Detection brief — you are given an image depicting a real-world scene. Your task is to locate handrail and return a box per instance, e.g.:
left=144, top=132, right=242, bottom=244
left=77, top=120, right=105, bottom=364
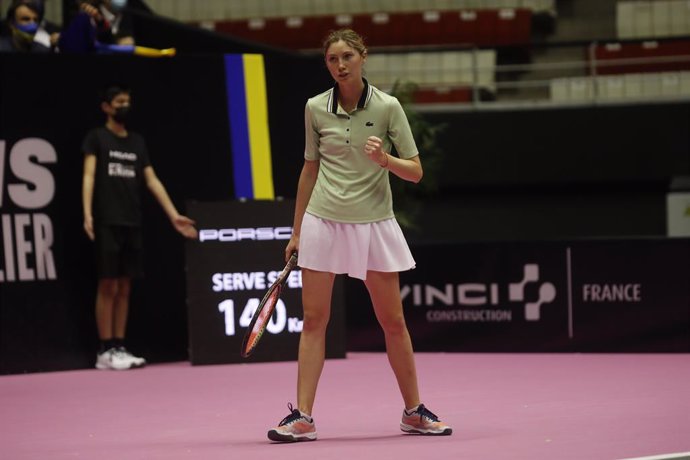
left=398, top=47, right=690, bottom=107
left=457, top=54, right=690, bottom=74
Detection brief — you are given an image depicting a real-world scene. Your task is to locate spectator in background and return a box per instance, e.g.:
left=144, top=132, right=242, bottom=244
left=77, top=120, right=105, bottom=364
left=0, top=0, right=51, bottom=52
left=82, top=85, right=197, bottom=370
left=78, top=0, right=134, bottom=45
left=33, top=0, right=61, bottom=50
left=59, top=0, right=134, bottom=53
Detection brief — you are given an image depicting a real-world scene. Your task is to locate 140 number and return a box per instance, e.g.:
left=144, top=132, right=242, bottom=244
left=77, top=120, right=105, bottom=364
left=218, top=298, right=303, bottom=336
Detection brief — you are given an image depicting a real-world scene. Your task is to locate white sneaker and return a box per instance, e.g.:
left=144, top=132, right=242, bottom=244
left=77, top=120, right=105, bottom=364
left=95, top=348, right=134, bottom=370
left=115, top=346, right=147, bottom=368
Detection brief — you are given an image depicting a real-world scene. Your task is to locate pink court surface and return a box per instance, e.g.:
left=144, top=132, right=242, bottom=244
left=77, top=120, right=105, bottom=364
left=1, top=352, right=689, bottom=460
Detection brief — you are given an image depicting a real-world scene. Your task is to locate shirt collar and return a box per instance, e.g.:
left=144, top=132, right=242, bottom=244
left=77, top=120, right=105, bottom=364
left=328, top=78, right=371, bottom=114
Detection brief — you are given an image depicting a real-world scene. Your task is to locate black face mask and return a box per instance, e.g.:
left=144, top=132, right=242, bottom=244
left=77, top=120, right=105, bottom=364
left=112, top=106, right=130, bottom=123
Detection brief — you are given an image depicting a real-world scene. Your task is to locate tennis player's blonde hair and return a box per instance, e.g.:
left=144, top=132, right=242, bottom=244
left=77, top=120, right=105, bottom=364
left=322, top=28, right=367, bottom=58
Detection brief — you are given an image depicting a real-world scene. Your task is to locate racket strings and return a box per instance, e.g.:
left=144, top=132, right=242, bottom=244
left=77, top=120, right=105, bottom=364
left=253, top=289, right=280, bottom=332
left=240, top=253, right=297, bottom=358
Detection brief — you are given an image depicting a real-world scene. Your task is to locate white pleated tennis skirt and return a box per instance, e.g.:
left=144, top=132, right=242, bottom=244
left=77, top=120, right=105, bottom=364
left=297, top=212, right=416, bottom=280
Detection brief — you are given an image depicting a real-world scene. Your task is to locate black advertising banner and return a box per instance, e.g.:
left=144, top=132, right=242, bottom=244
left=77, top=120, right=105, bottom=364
left=185, top=200, right=346, bottom=365
left=347, top=239, right=690, bottom=352
left=570, top=240, right=690, bottom=351
left=400, top=243, right=572, bottom=352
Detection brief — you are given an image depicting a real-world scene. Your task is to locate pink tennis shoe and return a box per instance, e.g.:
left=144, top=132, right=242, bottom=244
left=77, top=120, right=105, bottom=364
left=267, top=403, right=317, bottom=442
left=400, top=404, right=453, bottom=435
left=268, top=402, right=451, bottom=441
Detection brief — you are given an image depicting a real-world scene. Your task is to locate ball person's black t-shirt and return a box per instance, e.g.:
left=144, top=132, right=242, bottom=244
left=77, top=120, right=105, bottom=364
left=82, top=127, right=151, bottom=226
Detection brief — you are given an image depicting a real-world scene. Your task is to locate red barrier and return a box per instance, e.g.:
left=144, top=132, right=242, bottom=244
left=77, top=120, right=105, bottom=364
left=591, top=39, right=690, bottom=75
left=205, top=9, right=533, bottom=50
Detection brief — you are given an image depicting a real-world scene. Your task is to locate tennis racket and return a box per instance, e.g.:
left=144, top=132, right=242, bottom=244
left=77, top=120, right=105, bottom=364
left=240, top=252, right=299, bottom=358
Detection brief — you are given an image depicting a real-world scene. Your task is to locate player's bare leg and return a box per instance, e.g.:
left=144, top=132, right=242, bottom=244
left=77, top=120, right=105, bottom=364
left=365, top=270, right=421, bottom=409
left=296, top=269, right=335, bottom=415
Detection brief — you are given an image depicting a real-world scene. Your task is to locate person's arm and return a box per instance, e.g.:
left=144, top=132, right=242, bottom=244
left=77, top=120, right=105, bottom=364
left=82, top=154, right=97, bottom=240
left=285, top=159, right=319, bottom=260
left=143, top=166, right=197, bottom=239
left=364, top=135, right=423, bottom=183
left=115, top=35, right=134, bottom=46
left=79, top=2, right=103, bottom=22
left=115, top=12, right=135, bottom=45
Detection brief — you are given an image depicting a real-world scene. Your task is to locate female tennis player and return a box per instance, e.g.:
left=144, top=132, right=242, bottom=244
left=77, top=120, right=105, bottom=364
left=267, top=28, right=452, bottom=442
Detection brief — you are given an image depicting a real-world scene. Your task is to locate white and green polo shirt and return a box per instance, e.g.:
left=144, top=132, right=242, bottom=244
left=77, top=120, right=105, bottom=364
left=304, top=79, right=419, bottom=223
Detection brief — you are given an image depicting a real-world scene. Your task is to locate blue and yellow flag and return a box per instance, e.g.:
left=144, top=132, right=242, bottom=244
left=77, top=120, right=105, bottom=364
left=224, top=54, right=275, bottom=200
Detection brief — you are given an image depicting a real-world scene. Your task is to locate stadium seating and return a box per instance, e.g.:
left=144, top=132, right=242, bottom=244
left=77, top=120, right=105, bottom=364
left=139, top=0, right=557, bottom=105
left=550, top=71, right=690, bottom=102
left=568, top=1, right=688, bottom=104
left=144, top=0, right=555, bottom=22
left=366, top=49, right=496, bottom=103
left=206, top=8, right=513, bottom=105
left=202, top=9, right=532, bottom=50
left=590, top=40, right=690, bottom=75
left=617, top=0, right=690, bottom=40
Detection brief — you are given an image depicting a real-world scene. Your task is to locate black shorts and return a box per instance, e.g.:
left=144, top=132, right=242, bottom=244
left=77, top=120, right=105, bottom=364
left=95, top=225, right=144, bottom=279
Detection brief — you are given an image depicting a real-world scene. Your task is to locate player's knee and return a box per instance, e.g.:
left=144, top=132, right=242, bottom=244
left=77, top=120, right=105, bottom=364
left=302, top=308, right=330, bottom=333
left=378, top=315, right=407, bottom=336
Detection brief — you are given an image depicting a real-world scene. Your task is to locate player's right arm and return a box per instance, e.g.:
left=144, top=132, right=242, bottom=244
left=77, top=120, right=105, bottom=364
left=286, top=159, right=319, bottom=260
left=82, top=154, right=96, bottom=241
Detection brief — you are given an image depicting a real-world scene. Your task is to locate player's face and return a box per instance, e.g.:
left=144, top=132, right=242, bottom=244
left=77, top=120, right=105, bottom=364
left=325, top=40, right=366, bottom=84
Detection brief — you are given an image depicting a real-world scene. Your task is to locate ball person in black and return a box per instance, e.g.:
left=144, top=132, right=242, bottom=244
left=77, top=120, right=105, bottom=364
left=82, top=85, right=197, bottom=370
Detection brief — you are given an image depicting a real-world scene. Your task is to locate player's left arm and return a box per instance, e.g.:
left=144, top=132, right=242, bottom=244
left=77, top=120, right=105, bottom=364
left=143, top=166, right=197, bottom=239
left=364, top=97, right=423, bottom=183
left=365, top=137, right=423, bottom=183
